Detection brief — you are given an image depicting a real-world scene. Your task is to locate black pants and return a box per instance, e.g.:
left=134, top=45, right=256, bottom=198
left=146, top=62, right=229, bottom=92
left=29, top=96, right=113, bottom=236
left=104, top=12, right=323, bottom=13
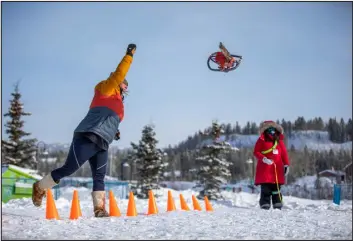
left=51, top=136, right=108, bottom=191
left=260, top=184, right=282, bottom=209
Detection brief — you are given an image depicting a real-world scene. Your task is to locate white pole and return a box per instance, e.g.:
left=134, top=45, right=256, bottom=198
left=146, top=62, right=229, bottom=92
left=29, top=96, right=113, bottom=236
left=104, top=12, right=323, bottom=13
left=110, top=150, right=113, bottom=177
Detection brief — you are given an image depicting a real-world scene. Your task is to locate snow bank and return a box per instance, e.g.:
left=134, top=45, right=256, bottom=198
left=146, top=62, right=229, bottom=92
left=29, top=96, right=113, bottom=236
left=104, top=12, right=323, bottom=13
left=59, top=175, right=119, bottom=182
left=8, top=164, right=42, bottom=180
left=2, top=187, right=352, bottom=240
left=161, top=181, right=197, bottom=190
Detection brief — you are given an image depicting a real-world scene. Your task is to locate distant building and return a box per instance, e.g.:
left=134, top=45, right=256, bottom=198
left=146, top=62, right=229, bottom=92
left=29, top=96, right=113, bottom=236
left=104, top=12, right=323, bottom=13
left=318, top=169, right=345, bottom=184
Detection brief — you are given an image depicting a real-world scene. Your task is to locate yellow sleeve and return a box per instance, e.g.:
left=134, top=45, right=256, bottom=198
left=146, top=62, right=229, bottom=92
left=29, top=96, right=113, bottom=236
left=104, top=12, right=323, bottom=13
left=95, top=54, right=133, bottom=96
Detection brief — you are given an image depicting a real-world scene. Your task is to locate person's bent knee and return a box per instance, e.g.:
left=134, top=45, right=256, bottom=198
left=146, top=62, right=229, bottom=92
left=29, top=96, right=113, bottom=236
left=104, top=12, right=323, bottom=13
left=93, top=178, right=105, bottom=191
left=51, top=164, right=78, bottom=182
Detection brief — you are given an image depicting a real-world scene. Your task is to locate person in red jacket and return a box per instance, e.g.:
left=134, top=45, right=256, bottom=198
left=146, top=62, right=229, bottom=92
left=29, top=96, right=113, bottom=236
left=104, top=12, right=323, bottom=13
left=253, top=120, right=290, bottom=210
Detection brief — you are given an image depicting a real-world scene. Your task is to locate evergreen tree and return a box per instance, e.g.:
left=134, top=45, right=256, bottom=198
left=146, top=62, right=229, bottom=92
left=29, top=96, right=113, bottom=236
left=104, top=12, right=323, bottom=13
left=339, top=118, right=346, bottom=142
left=314, top=117, right=325, bottom=130
left=327, top=118, right=341, bottom=143
left=2, top=83, right=37, bottom=169
left=130, top=124, right=167, bottom=199
left=281, top=119, right=288, bottom=134
left=196, top=121, right=238, bottom=200
left=180, top=151, right=191, bottom=180
left=294, top=116, right=307, bottom=130
left=287, top=121, right=293, bottom=137
left=242, top=121, right=251, bottom=135
left=234, top=121, right=241, bottom=134
left=250, top=122, right=258, bottom=135
left=346, top=118, right=353, bottom=141
left=224, top=123, right=232, bottom=140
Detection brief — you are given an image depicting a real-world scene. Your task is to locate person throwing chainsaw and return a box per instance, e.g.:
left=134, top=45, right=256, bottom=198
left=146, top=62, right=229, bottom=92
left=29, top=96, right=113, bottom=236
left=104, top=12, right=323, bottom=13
left=32, top=43, right=137, bottom=218
left=253, top=120, right=290, bottom=210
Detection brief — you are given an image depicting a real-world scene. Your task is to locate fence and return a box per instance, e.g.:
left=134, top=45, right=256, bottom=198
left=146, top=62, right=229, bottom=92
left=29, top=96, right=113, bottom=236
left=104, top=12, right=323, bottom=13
left=55, top=178, right=130, bottom=200
left=278, top=183, right=352, bottom=200
left=1, top=177, right=129, bottom=203
left=219, top=181, right=352, bottom=201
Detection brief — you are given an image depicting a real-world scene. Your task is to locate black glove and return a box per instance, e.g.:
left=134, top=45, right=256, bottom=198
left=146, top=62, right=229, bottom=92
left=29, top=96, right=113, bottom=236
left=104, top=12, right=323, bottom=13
left=126, top=44, right=136, bottom=57
left=114, top=130, right=120, bottom=140
left=284, top=165, right=289, bottom=176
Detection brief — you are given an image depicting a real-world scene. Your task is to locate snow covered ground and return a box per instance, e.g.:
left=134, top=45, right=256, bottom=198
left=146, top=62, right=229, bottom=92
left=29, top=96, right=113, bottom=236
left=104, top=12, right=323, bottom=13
left=2, top=187, right=352, bottom=240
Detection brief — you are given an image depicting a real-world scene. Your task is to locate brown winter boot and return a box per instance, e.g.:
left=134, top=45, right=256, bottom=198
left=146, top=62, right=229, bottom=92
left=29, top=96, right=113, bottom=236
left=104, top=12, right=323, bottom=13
left=32, top=174, right=58, bottom=207
left=92, top=191, right=109, bottom=218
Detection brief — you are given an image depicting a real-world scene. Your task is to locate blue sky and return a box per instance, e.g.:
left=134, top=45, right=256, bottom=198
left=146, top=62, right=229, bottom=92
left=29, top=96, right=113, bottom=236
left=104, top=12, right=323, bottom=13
left=2, top=2, right=352, bottom=149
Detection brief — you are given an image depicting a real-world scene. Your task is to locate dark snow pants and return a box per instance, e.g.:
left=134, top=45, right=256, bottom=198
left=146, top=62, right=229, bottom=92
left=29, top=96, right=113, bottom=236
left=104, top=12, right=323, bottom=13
left=260, top=184, right=283, bottom=210
left=51, top=136, right=108, bottom=191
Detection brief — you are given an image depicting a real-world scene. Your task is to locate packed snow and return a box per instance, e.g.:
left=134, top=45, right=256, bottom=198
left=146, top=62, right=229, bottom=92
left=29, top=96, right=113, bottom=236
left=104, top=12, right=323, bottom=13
left=58, top=176, right=120, bottom=182
left=2, top=187, right=352, bottom=240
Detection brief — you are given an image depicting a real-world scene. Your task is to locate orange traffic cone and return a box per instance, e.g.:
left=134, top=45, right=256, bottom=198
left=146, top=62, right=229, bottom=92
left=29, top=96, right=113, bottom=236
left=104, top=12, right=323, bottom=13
left=46, top=189, right=60, bottom=220
left=192, top=195, right=202, bottom=211
left=78, top=199, right=82, bottom=217
left=69, top=190, right=81, bottom=220
left=167, top=190, right=176, bottom=212
left=204, top=196, right=214, bottom=211
left=109, top=190, right=121, bottom=217
left=179, top=194, right=190, bottom=211
left=126, top=192, right=137, bottom=217
left=147, top=190, right=158, bottom=215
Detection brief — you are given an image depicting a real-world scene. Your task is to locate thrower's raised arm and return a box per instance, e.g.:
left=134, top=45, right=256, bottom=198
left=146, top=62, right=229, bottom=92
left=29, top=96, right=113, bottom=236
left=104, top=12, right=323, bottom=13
left=96, top=44, right=136, bottom=95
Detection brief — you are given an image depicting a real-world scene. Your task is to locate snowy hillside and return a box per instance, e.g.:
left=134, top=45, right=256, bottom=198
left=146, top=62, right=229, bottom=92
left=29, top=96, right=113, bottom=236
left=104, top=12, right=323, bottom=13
left=41, top=131, right=351, bottom=153
left=199, top=130, right=352, bottom=152
left=2, top=187, right=351, bottom=240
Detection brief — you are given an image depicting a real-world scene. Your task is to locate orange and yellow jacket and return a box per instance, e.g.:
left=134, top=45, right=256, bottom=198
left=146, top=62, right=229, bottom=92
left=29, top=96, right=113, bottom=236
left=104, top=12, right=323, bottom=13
left=74, top=54, right=133, bottom=144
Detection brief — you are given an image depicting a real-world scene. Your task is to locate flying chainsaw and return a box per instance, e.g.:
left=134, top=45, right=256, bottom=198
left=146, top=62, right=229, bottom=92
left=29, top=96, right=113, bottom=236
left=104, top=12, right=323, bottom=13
left=207, top=42, right=243, bottom=73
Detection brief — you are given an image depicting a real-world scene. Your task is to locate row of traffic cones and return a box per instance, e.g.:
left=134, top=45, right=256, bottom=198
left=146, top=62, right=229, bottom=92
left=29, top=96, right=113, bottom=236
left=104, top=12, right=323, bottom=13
left=167, top=190, right=214, bottom=212
left=45, top=189, right=213, bottom=220
left=45, top=189, right=83, bottom=220
left=109, top=190, right=214, bottom=216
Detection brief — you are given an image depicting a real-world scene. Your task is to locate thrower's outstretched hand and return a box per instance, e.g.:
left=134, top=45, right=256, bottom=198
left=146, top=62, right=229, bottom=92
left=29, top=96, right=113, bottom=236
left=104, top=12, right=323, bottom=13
left=126, top=44, right=136, bottom=56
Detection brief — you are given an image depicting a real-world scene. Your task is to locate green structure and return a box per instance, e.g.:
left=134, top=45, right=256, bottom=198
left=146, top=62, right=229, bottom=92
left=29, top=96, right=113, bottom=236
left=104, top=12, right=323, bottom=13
left=2, top=164, right=42, bottom=203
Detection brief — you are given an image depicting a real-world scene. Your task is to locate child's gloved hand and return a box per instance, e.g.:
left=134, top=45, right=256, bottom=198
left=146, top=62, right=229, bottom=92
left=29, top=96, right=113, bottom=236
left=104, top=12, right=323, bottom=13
left=284, top=165, right=290, bottom=176
left=126, top=44, right=136, bottom=56
left=262, top=157, right=273, bottom=165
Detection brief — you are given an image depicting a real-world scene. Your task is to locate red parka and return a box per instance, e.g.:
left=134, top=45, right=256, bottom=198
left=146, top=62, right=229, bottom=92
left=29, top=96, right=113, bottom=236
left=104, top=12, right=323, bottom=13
left=215, top=52, right=226, bottom=66
left=253, top=121, right=290, bottom=185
